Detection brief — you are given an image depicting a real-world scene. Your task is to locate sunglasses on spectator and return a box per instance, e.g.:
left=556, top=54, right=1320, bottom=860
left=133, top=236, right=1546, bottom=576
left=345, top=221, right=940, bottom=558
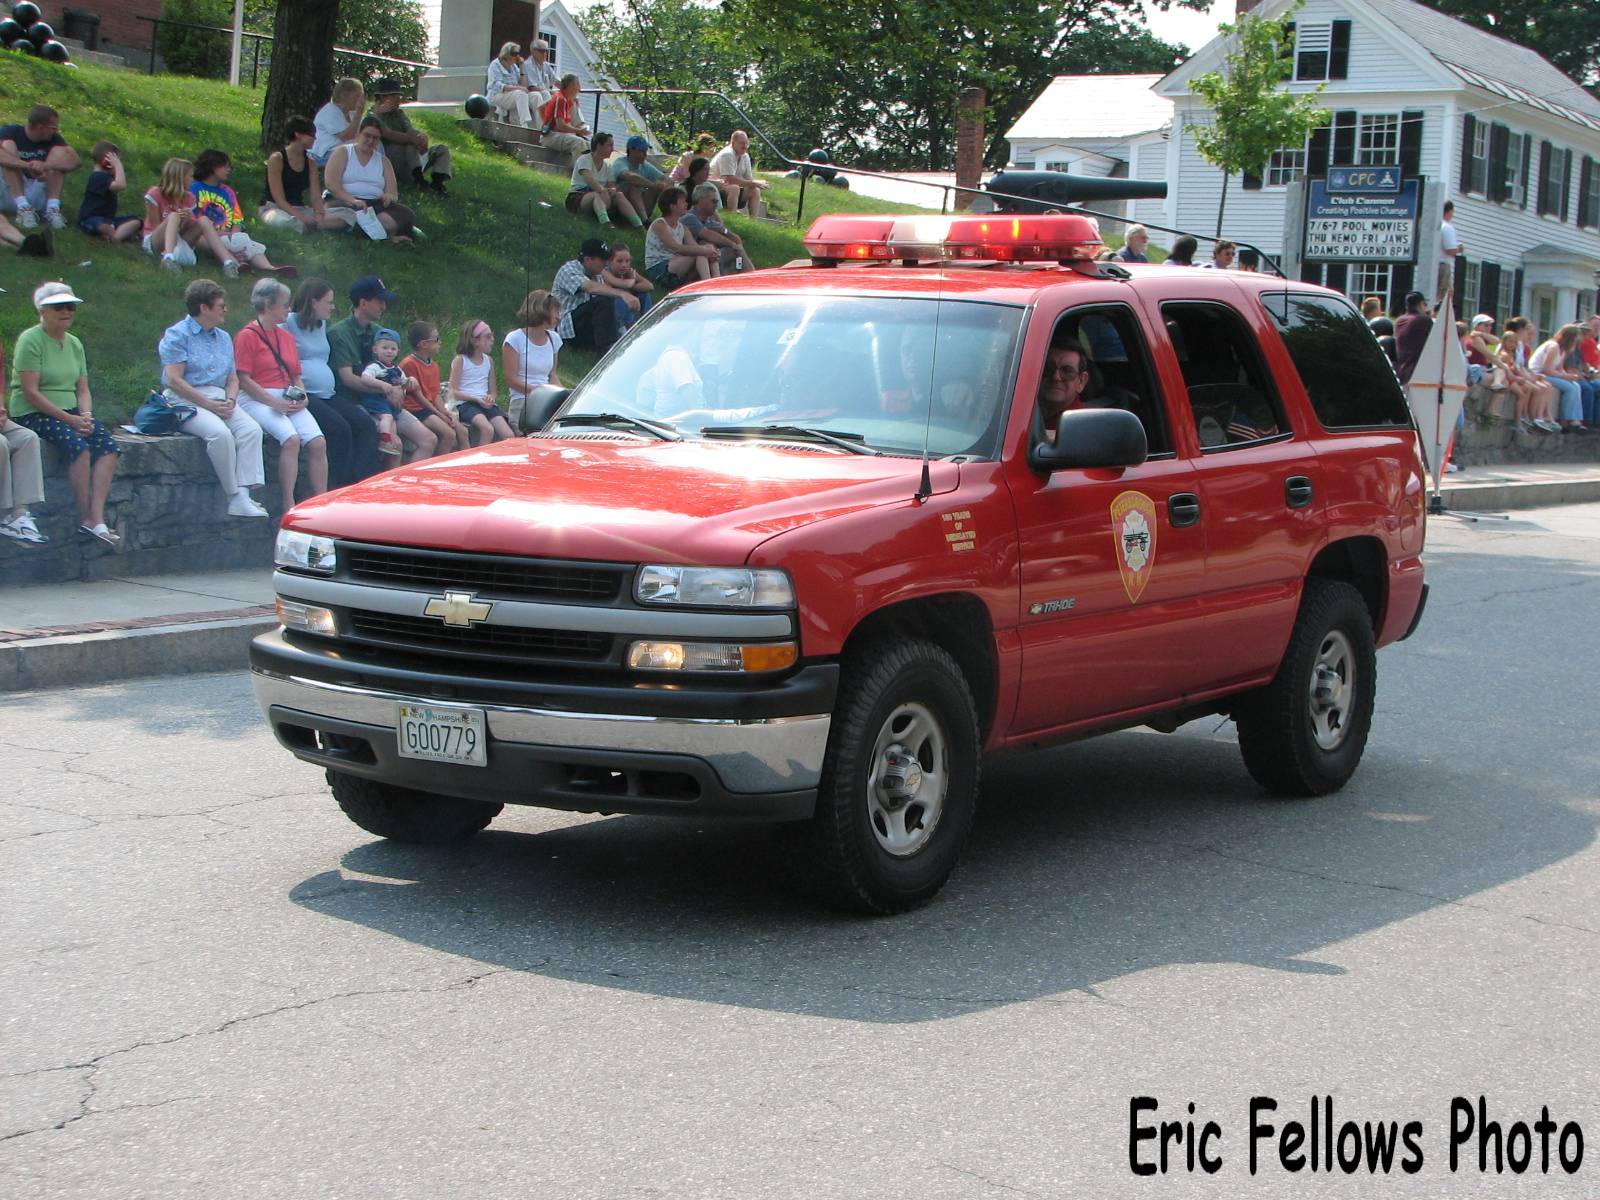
left=46, top=302, right=78, bottom=312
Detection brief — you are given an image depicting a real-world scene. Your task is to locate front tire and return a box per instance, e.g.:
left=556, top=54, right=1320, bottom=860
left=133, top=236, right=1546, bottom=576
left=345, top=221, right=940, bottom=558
left=801, top=639, right=980, bottom=914
left=328, top=771, right=502, bottom=843
left=1235, top=579, right=1376, bottom=796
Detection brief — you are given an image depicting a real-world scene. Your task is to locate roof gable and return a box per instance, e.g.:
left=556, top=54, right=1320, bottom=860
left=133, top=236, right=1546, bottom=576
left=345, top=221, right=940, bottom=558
left=1006, top=74, right=1172, bottom=142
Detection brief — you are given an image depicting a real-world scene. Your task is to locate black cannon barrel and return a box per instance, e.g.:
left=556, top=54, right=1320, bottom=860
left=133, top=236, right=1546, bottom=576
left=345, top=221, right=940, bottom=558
left=983, top=171, right=1168, bottom=213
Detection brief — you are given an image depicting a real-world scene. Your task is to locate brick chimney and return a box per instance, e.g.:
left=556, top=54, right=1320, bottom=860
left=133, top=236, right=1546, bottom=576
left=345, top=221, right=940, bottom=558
left=954, top=87, right=986, bottom=211
left=1235, top=0, right=1264, bottom=13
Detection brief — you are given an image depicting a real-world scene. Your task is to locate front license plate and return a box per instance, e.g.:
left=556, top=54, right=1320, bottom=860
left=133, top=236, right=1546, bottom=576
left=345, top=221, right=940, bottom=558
left=397, top=704, right=487, bottom=767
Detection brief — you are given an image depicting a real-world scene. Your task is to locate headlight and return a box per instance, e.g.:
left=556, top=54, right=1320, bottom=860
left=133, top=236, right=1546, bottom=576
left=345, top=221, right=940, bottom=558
left=635, top=565, right=794, bottom=607
left=627, top=640, right=798, bottom=673
left=275, top=530, right=337, bottom=574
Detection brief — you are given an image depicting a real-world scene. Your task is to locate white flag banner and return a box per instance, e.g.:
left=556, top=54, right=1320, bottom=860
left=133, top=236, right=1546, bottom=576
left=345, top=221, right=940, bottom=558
left=1405, top=290, right=1468, bottom=497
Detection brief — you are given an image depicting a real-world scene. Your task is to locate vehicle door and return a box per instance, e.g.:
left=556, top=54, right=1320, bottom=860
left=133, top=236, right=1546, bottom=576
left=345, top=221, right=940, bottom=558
left=1139, top=288, right=1326, bottom=690
left=1008, top=299, right=1213, bottom=735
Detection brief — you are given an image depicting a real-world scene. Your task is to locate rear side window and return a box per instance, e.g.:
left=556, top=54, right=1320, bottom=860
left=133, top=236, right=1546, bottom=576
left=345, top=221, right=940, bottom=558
left=1260, top=292, right=1411, bottom=428
left=1159, top=301, right=1288, bottom=451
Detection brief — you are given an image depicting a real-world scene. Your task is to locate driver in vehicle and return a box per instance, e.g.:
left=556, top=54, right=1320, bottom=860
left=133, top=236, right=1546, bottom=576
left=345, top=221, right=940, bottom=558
left=1037, top=342, right=1091, bottom=442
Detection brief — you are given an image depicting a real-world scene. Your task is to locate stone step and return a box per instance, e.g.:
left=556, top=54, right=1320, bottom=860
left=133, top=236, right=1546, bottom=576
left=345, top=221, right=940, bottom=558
left=58, top=37, right=129, bottom=70
left=513, top=143, right=575, bottom=175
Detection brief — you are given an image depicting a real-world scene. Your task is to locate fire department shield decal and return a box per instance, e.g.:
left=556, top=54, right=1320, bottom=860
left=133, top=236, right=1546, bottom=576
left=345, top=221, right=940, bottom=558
left=1110, top=490, right=1158, bottom=603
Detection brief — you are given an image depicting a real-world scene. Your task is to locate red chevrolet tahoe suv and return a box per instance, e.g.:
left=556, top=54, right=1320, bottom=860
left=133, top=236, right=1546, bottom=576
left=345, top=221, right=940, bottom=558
left=252, top=213, right=1428, bottom=913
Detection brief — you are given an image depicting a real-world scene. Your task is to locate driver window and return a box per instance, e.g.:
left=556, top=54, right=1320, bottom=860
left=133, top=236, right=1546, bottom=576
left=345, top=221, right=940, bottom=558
left=1038, top=305, right=1171, bottom=455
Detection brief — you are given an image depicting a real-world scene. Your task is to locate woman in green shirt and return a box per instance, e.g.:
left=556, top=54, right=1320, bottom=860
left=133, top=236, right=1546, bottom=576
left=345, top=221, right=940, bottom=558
left=11, top=282, right=122, bottom=546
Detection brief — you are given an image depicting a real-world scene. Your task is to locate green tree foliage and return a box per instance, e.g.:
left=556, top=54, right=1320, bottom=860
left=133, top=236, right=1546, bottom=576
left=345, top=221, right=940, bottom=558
left=1188, top=11, right=1327, bottom=235
left=157, top=0, right=244, bottom=79
left=579, top=0, right=1197, bottom=170
left=1412, top=0, right=1597, bottom=99
left=333, top=0, right=433, bottom=87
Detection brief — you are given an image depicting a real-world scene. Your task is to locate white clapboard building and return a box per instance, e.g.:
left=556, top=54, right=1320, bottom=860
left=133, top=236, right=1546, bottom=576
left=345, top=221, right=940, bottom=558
left=1009, top=0, right=1600, bottom=326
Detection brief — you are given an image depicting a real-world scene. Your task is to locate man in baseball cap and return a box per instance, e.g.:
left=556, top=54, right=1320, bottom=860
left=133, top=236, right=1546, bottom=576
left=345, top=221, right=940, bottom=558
left=367, top=76, right=453, bottom=196
left=326, top=277, right=403, bottom=480
left=610, top=134, right=666, bottom=223
left=551, top=236, right=640, bottom=353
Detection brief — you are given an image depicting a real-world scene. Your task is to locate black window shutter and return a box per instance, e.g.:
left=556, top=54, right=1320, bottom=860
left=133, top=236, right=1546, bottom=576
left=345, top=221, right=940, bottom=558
left=1242, top=169, right=1263, bottom=190
left=1581, top=157, right=1596, bottom=228
left=1481, top=262, right=1501, bottom=321
left=1280, top=22, right=1296, bottom=80
left=1459, top=114, right=1476, bottom=192
left=1332, top=110, right=1357, bottom=165
left=1325, top=263, right=1349, bottom=295
left=1538, top=142, right=1553, bottom=214
left=1390, top=266, right=1415, bottom=314
left=1400, top=111, right=1423, bottom=177
left=1307, top=123, right=1332, bottom=177
left=1488, top=124, right=1509, bottom=202
left=1519, top=137, right=1532, bottom=208
left=1560, top=149, right=1572, bottom=222
left=1454, top=253, right=1467, bottom=304
left=1329, top=20, right=1351, bottom=79
left=1511, top=268, right=1524, bottom=312
left=1300, top=261, right=1323, bottom=284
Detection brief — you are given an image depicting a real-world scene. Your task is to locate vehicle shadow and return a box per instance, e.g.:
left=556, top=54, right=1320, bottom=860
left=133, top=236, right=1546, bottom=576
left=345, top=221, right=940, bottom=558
left=288, top=726, right=1595, bottom=1023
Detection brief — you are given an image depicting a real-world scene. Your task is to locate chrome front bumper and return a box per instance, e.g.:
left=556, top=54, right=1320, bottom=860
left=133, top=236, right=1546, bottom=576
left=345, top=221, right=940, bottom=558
left=252, top=661, right=830, bottom=819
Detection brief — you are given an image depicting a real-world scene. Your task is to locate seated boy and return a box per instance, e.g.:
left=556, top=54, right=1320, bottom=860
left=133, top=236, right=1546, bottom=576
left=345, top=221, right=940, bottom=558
left=76, top=141, right=141, bottom=244
left=359, top=327, right=436, bottom=459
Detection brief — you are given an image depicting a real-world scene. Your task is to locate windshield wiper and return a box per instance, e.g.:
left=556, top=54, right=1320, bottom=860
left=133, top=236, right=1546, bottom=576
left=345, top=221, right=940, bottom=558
left=701, top=423, right=881, bottom=455
left=551, top=411, right=680, bottom=441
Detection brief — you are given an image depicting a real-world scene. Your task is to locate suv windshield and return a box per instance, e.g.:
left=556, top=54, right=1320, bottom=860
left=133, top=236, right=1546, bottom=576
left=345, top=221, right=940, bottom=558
left=561, top=293, right=1025, bottom=458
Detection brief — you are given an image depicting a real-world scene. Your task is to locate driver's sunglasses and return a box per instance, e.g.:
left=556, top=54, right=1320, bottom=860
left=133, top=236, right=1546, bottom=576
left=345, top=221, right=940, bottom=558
left=1043, top=363, right=1080, bottom=379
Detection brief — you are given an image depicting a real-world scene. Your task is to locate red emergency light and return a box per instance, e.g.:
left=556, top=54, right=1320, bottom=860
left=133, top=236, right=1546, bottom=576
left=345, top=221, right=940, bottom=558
left=803, top=212, right=1105, bottom=265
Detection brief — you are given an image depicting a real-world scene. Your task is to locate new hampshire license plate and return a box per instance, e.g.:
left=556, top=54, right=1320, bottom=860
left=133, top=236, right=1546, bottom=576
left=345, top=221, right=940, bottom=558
left=397, top=704, right=487, bottom=767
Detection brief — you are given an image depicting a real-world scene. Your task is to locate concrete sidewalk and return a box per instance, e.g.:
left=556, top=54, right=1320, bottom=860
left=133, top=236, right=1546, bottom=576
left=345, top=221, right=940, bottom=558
left=1, top=569, right=276, bottom=693
left=4, top=461, right=1600, bottom=692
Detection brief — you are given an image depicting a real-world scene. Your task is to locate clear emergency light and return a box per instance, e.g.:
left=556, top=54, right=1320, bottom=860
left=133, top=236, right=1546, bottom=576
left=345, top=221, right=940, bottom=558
left=803, top=213, right=1105, bottom=264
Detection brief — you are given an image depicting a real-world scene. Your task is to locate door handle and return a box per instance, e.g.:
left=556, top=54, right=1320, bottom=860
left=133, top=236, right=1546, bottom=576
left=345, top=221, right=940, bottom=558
left=1286, top=476, right=1314, bottom=509
left=1168, top=492, right=1201, bottom=528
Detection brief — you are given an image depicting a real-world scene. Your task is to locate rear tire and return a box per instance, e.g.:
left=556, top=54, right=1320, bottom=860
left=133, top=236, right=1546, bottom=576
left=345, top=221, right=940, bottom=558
left=328, top=771, right=502, bottom=843
left=801, top=638, right=979, bottom=914
left=1235, top=579, right=1376, bottom=796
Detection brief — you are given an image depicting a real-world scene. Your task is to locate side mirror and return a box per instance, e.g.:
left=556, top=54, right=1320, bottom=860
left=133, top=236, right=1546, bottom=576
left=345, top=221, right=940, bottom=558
left=1029, top=407, right=1148, bottom=471
left=519, top=385, right=571, bottom=433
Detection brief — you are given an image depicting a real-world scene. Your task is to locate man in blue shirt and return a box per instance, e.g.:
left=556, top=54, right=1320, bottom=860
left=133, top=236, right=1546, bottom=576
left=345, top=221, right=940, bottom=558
left=158, top=278, right=268, bottom=517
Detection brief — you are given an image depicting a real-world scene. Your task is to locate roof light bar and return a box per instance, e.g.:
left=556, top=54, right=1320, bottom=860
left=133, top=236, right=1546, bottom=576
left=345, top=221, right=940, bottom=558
left=804, top=213, right=1106, bottom=265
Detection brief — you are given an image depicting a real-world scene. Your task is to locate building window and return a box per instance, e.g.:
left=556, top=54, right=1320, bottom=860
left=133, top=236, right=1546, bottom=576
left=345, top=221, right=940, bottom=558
left=1356, top=114, right=1400, bottom=166
left=1014, top=161, right=1035, bottom=171
left=1044, top=161, right=1072, bottom=174
left=1350, top=263, right=1392, bottom=302
left=1295, top=23, right=1332, bottom=81
left=1266, top=144, right=1307, bottom=186
left=1460, top=260, right=1479, bottom=317
left=1537, top=294, right=1555, bottom=340
left=1505, top=131, right=1528, bottom=206
left=1497, top=271, right=1517, bottom=317
left=1467, top=122, right=1489, bottom=194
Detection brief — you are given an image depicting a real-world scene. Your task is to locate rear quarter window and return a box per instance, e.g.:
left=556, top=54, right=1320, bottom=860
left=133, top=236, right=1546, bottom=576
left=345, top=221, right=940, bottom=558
left=1260, top=292, right=1411, bottom=429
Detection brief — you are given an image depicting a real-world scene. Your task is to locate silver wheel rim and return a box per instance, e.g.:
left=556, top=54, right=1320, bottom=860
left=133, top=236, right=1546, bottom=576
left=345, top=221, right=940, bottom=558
left=865, top=701, right=947, bottom=857
left=1309, top=629, right=1356, bottom=751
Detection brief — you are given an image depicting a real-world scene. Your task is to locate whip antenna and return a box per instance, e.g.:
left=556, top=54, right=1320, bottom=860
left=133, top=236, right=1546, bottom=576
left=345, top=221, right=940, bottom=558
left=913, top=259, right=944, bottom=503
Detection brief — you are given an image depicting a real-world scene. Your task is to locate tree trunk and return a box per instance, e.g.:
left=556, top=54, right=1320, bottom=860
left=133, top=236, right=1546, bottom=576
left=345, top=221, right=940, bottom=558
left=1215, top=171, right=1230, bottom=238
left=261, top=0, right=340, bottom=154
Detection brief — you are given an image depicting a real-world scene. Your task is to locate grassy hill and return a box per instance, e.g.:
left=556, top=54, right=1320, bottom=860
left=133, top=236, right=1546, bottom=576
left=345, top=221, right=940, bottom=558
left=0, top=55, right=929, bottom=421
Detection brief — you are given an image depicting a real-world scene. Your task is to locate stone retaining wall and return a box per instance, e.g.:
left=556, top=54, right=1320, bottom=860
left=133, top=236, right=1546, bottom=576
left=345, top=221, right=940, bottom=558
left=1455, top=382, right=1600, bottom=467
left=0, top=432, right=291, bottom=586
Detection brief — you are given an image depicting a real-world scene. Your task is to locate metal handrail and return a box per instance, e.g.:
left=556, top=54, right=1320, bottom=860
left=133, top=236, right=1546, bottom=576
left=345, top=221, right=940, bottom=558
left=573, top=83, right=1283, bottom=274
left=135, top=16, right=433, bottom=88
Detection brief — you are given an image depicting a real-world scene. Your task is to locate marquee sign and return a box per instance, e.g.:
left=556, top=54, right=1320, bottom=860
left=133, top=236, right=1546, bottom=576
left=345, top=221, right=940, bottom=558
left=1303, top=176, right=1421, bottom=264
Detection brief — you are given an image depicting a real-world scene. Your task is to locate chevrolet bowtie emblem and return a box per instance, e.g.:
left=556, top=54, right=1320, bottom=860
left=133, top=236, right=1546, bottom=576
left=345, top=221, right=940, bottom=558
left=423, top=591, right=494, bottom=627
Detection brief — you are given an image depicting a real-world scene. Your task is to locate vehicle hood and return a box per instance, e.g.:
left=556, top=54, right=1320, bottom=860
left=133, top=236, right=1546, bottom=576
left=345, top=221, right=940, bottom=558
left=285, top=436, right=959, bottom=564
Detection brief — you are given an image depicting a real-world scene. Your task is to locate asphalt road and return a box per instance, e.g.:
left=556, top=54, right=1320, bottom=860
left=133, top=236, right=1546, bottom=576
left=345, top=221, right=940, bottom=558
left=5, top=505, right=1600, bottom=1198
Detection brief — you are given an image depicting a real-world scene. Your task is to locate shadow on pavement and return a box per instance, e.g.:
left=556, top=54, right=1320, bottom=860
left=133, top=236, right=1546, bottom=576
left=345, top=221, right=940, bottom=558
left=288, top=726, right=1594, bottom=1023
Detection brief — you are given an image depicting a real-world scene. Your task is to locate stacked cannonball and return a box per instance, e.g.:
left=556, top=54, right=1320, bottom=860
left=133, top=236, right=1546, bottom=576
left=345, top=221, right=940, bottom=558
left=0, top=3, right=73, bottom=65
